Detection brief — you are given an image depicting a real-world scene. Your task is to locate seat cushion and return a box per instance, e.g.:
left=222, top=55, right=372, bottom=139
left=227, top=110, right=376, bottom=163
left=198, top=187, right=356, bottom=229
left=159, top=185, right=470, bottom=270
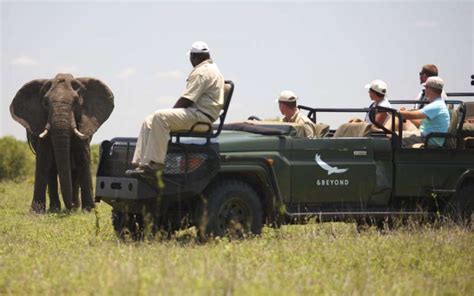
left=463, top=123, right=474, bottom=137
left=314, top=123, right=330, bottom=138
left=334, top=122, right=372, bottom=137
left=172, top=122, right=212, bottom=134
left=464, top=137, right=474, bottom=148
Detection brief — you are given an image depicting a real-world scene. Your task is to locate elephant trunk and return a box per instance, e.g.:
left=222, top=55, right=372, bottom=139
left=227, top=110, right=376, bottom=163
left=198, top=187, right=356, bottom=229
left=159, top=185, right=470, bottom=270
left=50, top=112, right=75, bottom=209
left=51, top=133, right=74, bottom=209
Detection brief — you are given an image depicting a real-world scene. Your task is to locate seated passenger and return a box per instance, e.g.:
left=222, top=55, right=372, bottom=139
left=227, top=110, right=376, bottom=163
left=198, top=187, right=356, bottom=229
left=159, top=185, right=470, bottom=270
left=400, top=77, right=450, bottom=147
left=349, top=80, right=391, bottom=130
left=364, top=79, right=392, bottom=126
left=414, top=64, right=448, bottom=109
left=277, top=90, right=315, bottom=138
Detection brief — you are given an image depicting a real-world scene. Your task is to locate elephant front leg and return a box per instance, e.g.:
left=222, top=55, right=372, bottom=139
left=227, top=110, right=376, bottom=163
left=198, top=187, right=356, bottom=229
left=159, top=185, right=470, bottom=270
left=72, top=169, right=81, bottom=210
left=31, top=139, right=52, bottom=213
left=74, top=139, right=95, bottom=211
left=48, top=164, right=61, bottom=212
left=79, top=161, right=95, bottom=211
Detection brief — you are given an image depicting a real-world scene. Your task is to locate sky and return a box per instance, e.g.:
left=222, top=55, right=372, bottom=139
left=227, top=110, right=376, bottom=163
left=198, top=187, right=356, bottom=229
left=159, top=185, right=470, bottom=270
left=1, top=0, right=473, bottom=143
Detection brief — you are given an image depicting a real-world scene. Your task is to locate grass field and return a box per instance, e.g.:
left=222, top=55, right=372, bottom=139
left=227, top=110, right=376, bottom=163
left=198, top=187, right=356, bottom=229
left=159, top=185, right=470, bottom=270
left=1, top=180, right=473, bottom=295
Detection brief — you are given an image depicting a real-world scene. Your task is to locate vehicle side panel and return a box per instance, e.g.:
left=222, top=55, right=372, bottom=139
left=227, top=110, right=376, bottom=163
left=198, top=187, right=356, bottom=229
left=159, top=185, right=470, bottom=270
left=393, top=149, right=474, bottom=196
left=289, top=137, right=393, bottom=209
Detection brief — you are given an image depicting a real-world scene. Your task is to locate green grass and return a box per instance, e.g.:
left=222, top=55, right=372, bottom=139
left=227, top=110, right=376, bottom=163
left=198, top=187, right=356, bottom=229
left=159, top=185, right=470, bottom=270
left=0, top=180, right=473, bottom=295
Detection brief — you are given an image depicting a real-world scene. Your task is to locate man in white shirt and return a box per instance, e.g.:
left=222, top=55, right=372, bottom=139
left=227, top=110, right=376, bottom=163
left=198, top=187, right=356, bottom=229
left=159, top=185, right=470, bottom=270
left=364, top=79, right=392, bottom=127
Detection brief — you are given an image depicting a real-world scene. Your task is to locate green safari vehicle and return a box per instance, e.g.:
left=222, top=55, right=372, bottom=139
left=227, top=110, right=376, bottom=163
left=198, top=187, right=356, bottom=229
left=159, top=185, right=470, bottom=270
left=95, top=82, right=474, bottom=239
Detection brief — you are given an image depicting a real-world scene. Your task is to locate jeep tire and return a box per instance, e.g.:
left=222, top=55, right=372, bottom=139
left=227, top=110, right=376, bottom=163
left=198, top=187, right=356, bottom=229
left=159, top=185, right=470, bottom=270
left=199, top=180, right=263, bottom=238
left=112, top=210, right=155, bottom=241
left=445, top=182, right=474, bottom=223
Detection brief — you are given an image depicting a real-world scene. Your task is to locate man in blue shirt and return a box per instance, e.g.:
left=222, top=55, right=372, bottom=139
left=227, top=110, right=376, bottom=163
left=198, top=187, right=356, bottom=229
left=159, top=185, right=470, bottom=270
left=400, top=77, right=450, bottom=147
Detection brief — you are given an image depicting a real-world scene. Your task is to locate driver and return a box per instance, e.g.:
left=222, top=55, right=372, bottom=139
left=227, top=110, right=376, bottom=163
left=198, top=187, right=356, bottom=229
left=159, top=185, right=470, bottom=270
left=277, top=90, right=315, bottom=138
left=126, top=41, right=224, bottom=177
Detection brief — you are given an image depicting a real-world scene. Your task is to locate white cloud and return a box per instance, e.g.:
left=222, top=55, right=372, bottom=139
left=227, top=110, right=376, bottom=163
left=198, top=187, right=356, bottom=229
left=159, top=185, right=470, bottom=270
left=117, top=67, right=137, bottom=80
left=156, top=69, right=184, bottom=79
left=11, top=55, right=38, bottom=66
left=414, top=20, right=438, bottom=29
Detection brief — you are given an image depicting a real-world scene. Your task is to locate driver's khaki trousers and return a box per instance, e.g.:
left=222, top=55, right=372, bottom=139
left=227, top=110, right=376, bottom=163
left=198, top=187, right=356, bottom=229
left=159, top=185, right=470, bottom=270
left=132, top=108, right=210, bottom=165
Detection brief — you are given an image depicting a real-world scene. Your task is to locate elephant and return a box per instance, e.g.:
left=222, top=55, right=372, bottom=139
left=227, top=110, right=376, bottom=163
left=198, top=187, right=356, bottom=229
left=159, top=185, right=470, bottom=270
left=10, top=73, right=114, bottom=213
left=27, top=131, right=87, bottom=212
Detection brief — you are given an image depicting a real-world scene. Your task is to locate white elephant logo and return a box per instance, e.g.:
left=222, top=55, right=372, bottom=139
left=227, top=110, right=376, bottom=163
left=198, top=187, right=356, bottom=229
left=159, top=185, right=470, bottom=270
left=315, top=154, right=349, bottom=175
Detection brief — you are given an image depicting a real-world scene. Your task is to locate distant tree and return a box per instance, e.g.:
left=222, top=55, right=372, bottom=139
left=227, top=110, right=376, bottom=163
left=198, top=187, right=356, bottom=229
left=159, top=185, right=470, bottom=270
left=0, top=136, right=34, bottom=181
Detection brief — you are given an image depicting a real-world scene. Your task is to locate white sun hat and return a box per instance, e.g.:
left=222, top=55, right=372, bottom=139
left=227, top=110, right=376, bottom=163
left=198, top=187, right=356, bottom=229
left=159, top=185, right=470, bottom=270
left=276, top=90, right=298, bottom=102
left=365, top=79, right=387, bottom=95
left=188, top=41, right=210, bottom=54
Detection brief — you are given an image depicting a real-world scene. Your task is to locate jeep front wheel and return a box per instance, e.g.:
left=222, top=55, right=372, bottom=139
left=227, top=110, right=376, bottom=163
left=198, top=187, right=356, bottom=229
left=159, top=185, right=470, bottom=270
left=200, top=180, right=263, bottom=238
left=112, top=210, right=155, bottom=241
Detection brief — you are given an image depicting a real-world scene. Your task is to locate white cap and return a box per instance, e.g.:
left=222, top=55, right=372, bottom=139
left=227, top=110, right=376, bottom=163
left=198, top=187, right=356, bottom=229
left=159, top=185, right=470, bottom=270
left=365, top=79, right=387, bottom=96
left=276, top=90, right=298, bottom=102
left=422, top=76, right=444, bottom=90
left=189, top=41, right=210, bottom=54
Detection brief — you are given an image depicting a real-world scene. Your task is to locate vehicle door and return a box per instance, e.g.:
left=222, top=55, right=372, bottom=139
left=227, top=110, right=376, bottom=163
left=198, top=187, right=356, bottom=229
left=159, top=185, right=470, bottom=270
left=289, top=136, right=392, bottom=209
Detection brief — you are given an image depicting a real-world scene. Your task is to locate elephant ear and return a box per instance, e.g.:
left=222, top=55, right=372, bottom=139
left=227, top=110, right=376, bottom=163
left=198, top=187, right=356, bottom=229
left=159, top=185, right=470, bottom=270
left=76, top=77, right=114, bottom=137
left=10, top=79, right=49, bottom=135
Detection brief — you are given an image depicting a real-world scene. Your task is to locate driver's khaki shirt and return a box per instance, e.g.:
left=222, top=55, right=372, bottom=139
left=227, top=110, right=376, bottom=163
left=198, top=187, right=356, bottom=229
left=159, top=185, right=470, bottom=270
left=282, top=110, right=315, bottom=138
left=181, top=59, right=224, bottom=121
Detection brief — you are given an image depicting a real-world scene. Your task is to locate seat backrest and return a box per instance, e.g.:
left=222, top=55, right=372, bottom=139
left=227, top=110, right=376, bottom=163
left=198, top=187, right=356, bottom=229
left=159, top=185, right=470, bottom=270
left=171, top=80, right=234, bottom=142
left=443, top=108, right=460, bottom=148
left=448, top=108, right=460, bottom=134
left=333, top=122, right=371, bottom=138
left=313, top=123, right=330, bottom=138
left=212, top=80, right=234, bottom=136
left=465, top=101, right=474, bottom=120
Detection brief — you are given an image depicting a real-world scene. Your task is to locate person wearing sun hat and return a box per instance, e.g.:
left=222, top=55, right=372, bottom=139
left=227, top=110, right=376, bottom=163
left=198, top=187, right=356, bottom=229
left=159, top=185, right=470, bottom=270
left=277, top=90, right=316, bottom=138
left=363, top=79, right=392, bottom=126
left=400, top=76, right=450, bottom=147
left=127, top=41, right=224, bottom=177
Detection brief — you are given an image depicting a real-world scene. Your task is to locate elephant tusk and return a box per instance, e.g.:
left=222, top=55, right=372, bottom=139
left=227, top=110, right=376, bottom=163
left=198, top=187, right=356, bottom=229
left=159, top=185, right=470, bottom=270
left=74, top=128, right=88, bottom=140
left=39, top=129, right=49, bottom=138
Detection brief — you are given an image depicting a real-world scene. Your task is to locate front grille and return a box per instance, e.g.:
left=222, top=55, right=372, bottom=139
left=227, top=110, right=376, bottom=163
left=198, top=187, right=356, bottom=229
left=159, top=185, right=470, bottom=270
left=164, top=153, right=208, bottom=175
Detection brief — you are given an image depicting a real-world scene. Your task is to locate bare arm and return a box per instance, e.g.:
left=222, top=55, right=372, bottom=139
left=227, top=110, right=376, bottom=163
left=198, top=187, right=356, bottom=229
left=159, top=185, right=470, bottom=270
left=410, top=118, right=423, bottom=127
left=400, top=109, right=426, bottom=120
left=375, top=112, right=388, bottom=126
left=173, top=97, right=193, bottom=109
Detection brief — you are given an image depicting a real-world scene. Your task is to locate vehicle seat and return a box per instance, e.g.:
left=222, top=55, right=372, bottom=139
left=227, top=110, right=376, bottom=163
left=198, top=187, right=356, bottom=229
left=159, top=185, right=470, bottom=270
left=443, top=107, right=461, bottom=148
left=462, top=102, right=474, bottom=136
left=461, top=102, right=474, bottom=148
left=333, top=122, right=371, bottom=138
left=171, top=80, right=234, bottom=141
left=313, top=123, right=330, bottom=138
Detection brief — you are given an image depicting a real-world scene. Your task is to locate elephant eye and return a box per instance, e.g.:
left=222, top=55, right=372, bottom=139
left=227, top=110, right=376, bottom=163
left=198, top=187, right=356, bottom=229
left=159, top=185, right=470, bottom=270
left=42, top=98, right=50, bottom=109
left=71, top=81, right=84, bottom=94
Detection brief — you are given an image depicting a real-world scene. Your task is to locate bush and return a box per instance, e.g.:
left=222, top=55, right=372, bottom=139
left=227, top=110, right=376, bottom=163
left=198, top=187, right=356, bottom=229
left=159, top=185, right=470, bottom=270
left=0, top=136, right=34, bottom=181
